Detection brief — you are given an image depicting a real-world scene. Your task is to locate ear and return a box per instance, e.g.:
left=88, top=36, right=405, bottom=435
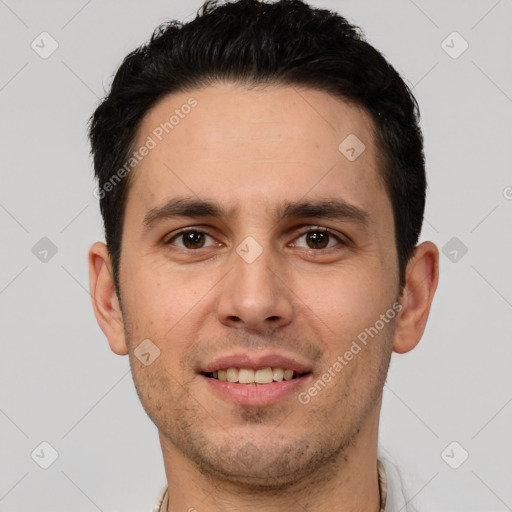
left=393, top=241, right=439, bottom=354
left=88, top=242, right=128, bottom=355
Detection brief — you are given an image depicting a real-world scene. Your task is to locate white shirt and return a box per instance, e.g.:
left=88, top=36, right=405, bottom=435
left=379, top=457, right=418, bottom=512
left=152, top=457, right=417, bottom=512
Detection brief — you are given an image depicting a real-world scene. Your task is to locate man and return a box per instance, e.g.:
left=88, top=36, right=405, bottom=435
left=88, top=0, right=439, bottom=510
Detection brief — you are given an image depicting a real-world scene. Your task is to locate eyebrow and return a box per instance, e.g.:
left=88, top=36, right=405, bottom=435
left=142, top=196, right=370, bottom=231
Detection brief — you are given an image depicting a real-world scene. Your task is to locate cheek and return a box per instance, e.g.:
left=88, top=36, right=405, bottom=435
left=121, top=259, right=217, bottom=346
left=129, top=350, right=190, bottom=432
left=294, top=266, right=389, bottom=339
left=122, top=276, right=170, bottom=339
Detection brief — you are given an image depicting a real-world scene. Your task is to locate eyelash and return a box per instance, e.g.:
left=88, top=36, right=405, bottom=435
left=165, top=226, right=348, bottom=251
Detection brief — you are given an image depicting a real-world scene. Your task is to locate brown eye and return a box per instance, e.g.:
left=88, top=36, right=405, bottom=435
left=294, top=228, right=343, bottom=250
left=305, top=230, right=330, bottom=249
left=167, top=230, right=215, bottom=249
left=182, top=231, right=205, bottom=249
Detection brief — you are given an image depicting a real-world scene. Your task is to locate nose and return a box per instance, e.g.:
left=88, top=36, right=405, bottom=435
left=216, top=245, right=293, bottom=333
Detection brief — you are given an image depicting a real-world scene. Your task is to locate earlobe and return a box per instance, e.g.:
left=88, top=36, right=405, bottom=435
left=88, top=242, right=128, bottom=356
left=392, top=241, right=439, bottom=354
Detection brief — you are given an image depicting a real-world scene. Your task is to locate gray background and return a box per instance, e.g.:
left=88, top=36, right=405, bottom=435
left=1, top=0, right=511, bottom=510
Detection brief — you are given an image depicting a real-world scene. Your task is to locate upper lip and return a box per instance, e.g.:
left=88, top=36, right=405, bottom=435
left=199, top=352, right=313, bottom=374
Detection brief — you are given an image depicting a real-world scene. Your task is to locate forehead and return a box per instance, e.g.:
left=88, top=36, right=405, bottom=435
left=127, top=83, right=390, bottom=225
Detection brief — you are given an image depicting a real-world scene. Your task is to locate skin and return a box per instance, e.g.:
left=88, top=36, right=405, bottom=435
left=89, top=83, right=439, bottom=512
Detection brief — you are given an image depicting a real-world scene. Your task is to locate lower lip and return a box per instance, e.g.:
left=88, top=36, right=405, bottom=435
left=200, top=374, right=312, bottom=406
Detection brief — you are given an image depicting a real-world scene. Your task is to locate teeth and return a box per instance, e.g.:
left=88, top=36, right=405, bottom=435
left=272, top=367, right=284, bottom=381
left=210, top=367, right=301, bottom=384
left=226, top=367, right=239, bottom=383
left=255, top=367, right=273, bottom=384
left=239, top=368, right=255, bottom=383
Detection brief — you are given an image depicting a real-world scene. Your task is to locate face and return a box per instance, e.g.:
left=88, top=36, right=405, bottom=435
left=118, top=83, right=400, bottom=485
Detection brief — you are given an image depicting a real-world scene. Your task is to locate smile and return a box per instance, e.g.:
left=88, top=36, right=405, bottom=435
left=204, top=367, right=306, bottom=384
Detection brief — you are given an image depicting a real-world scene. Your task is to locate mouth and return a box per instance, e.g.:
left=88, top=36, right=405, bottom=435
left=198, top=354, right=313, bottom=406
left=202, top=367, right=309, bottom=384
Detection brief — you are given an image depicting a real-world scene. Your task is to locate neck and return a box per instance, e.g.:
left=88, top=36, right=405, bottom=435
left=159, top=407, right=382, bottom=512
